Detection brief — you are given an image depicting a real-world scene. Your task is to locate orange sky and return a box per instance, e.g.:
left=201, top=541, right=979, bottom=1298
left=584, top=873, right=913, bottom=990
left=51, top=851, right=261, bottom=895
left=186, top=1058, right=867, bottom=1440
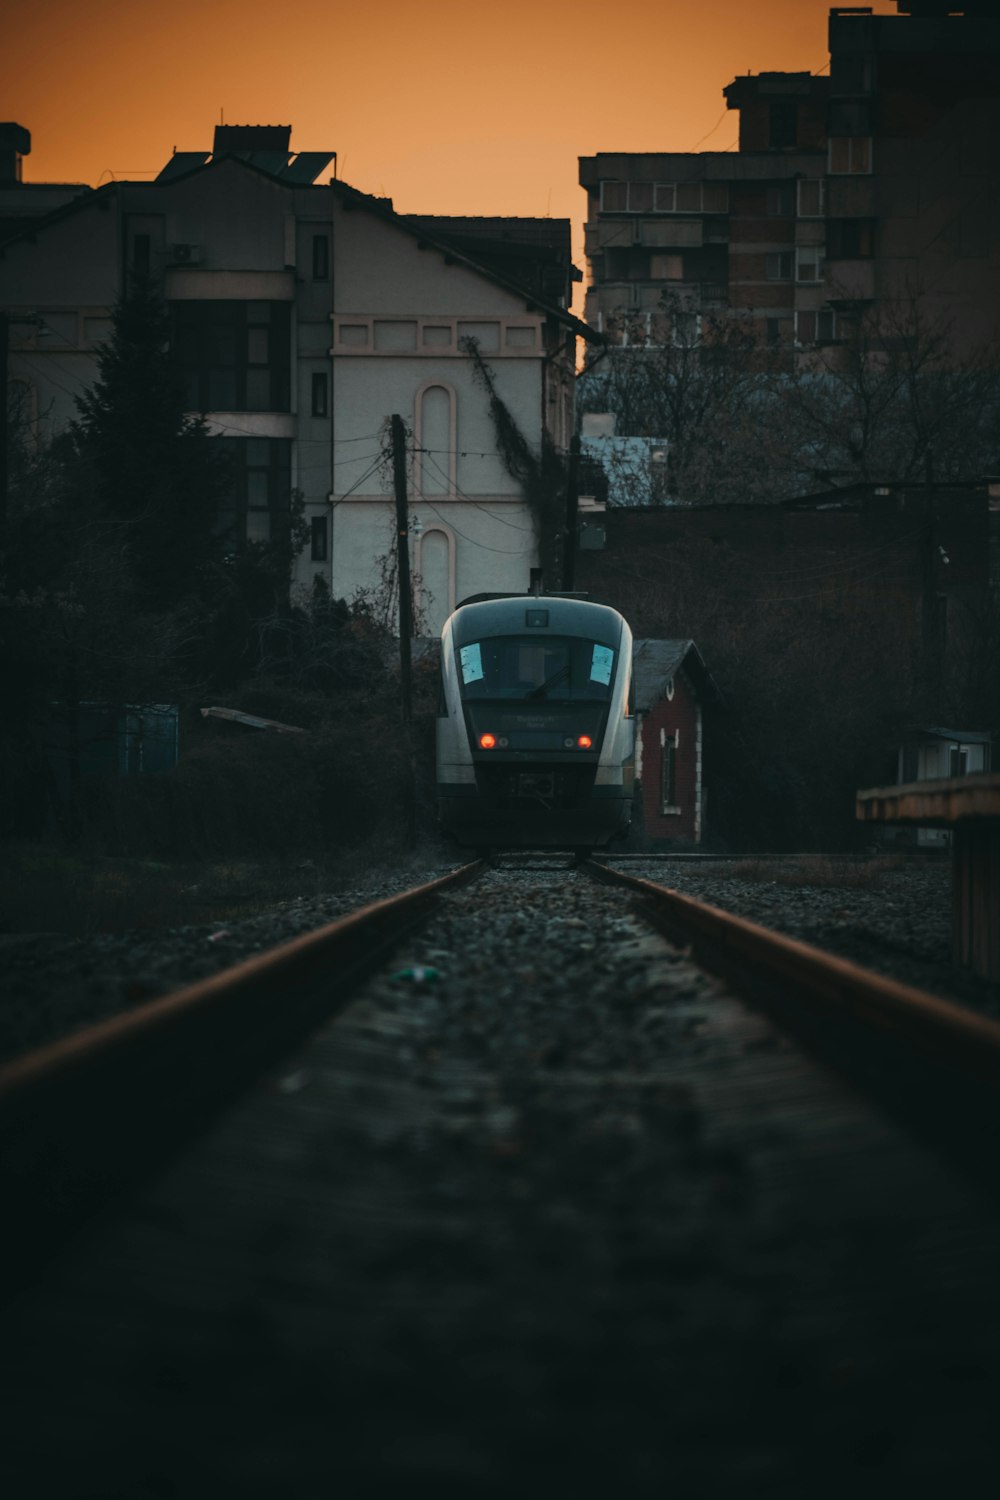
left=4, top=0, right=900, bottom=310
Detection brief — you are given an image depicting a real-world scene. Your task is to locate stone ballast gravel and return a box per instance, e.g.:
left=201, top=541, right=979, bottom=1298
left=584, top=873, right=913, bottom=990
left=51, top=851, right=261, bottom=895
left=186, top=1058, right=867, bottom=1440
left=612, top=856, right=998, bottom=1020
left=0, top=852, right=994, bottom=1067
left=5, top=863, right=1000, bottom=1495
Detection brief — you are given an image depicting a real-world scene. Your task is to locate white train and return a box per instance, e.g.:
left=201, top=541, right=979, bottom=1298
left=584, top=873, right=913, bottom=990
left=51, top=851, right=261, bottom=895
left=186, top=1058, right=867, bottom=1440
left=436, top=593, right=635, bottom=852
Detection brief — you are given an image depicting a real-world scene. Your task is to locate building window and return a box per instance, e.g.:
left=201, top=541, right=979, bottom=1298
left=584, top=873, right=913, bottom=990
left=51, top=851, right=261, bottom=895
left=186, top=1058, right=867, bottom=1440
left=312, top=233, right=330, bottom=280
left=310, top=515, right=328, bottom=562
left=311, top=371, right=328, bottom=417
left=173, top=301, right=291, bottom=412
left=795, top=308, right=838, bottom=345
left=661, top=732, right=679, bottom=812
left=417, top=383, right=456, bottom=496
left=671, top=311, right=701, bottom=347
left=950, top=746, right=968, bottom=778
left=649, top=252, right=684, bottom=281
left=769, top=100, right=799, bottom=149
left=766, top=252, right=793, bottom=281
left=827, top=219, right=875, bottom=258
left=416, top=525, right=454, bottom=636
left=212, top=437, right=291, bottom=554
left=829, top=137, right=872, bottom=175
left=766, top=184, right=795, bottom=217
left=600, top=180, right=728, bottom=214
left=797, top=179, right=826, bottom=218
left=795, top=246, right=826, bottom=282
left=132, top=233, right=151, bottom=276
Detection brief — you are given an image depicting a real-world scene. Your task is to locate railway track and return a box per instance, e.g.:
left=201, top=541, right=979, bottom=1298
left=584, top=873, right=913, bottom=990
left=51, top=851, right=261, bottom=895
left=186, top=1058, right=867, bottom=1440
left=3, top=858, right=1000, bottom=1496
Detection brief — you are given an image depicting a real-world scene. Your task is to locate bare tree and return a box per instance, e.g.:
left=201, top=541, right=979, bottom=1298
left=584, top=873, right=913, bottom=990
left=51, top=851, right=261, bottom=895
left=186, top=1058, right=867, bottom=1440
left=579, top=293, right=796, bottom=505
left=782, top=289, right=1000, bottom=486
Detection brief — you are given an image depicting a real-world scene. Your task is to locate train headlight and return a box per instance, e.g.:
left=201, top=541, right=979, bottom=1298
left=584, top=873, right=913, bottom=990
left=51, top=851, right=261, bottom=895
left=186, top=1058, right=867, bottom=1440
left=563, top=736, right=575, bottom=748
left=479, top=733, right=497, bottom=749
left=498, top=736, right=509, bottom=748
left=577, top=735, right=593, bottom=749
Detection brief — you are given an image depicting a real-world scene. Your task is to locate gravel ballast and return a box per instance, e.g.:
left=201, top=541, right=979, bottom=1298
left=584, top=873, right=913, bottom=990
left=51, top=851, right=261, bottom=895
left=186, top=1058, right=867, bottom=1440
left=1, top=851, right=994, bottom=1068
left=4, top=864, right=1000, bottom=1498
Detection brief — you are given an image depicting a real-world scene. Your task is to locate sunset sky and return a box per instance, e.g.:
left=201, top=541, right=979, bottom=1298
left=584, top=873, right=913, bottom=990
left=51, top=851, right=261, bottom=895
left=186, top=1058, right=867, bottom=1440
left=5, top=0, right=899, bottom=309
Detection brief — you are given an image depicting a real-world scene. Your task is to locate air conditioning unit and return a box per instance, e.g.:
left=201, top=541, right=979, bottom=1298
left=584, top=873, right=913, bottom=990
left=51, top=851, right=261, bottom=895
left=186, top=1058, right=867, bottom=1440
left=169, top=243, right=204, bottom=265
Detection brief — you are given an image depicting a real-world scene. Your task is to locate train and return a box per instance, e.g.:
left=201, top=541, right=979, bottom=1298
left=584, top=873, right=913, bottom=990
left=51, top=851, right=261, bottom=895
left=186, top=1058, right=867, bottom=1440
left=436, top=592, right=635, bottom=852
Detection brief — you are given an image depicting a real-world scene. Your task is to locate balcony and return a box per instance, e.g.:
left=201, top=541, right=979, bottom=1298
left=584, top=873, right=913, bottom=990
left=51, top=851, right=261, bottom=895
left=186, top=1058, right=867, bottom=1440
left=825, top=259, right=876, bottom=304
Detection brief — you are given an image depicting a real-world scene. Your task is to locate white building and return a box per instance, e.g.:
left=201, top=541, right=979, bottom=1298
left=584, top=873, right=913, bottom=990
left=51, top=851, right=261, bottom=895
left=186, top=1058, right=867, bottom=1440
left=1, top=125, right=589, bottom=633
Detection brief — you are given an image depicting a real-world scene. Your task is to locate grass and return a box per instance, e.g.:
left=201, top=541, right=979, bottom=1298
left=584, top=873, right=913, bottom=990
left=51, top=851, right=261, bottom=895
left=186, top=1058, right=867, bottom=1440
left=0, top=836, right=423, bottom=936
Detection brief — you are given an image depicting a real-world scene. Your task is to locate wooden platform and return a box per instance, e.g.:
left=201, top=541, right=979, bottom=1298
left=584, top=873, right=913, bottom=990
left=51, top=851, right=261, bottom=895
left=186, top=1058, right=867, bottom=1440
left=857, top=773, right=1000, bottom=981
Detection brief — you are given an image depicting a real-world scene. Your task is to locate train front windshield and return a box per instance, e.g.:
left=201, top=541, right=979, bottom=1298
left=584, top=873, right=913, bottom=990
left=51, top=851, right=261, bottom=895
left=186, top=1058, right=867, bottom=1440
left=458, top=636, right=616, bottom=702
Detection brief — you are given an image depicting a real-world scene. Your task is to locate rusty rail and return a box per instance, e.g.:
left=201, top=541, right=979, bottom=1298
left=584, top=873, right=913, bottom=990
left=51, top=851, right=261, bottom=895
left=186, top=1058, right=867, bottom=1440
left=588, top=859, right=1000, bottom=1159
left=0, top=861, right=483, bottom=1285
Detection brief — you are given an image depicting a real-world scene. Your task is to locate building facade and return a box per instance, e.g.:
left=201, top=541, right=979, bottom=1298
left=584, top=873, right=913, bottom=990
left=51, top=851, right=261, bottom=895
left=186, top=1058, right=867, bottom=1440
left=579, top=1, right=1000, bottom=359
left=1, top=126, right=587, bottom=630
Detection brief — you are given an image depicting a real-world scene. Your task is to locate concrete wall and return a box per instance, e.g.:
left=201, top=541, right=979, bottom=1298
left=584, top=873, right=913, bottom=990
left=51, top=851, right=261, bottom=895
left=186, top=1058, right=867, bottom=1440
left=328, top=200, right=550, bottom=612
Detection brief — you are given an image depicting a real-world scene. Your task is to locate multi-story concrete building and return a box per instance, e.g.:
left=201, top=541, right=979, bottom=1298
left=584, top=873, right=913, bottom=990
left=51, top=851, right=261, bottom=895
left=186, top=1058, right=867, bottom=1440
left=1, top=125, right=588, bottom=630
left=579, top=0, right=1000, bottom=358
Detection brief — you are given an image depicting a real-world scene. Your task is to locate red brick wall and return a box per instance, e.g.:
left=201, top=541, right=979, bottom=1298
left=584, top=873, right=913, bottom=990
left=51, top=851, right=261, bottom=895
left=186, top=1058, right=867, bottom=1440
left=639, top=669, right=701, bottom=844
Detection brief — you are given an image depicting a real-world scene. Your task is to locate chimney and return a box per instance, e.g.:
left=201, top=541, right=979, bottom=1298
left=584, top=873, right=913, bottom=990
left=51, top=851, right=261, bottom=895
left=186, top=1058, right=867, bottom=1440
left=212, top=124, right=292, bottom=156
left=0, top=123, right=31, bottom=185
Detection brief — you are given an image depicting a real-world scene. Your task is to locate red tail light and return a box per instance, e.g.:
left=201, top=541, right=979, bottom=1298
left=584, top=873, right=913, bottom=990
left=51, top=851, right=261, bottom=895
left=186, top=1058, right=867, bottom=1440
left=479, top=733, right=497, bottom=749
left=577, top=735, right=593, bottom=749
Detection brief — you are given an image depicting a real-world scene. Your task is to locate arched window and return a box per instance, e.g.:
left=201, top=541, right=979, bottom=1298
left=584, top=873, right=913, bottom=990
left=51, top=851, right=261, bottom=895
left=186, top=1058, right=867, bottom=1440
left=415, top=524, right=455, bottom=635
left=416, top=381, right=456, bottom=497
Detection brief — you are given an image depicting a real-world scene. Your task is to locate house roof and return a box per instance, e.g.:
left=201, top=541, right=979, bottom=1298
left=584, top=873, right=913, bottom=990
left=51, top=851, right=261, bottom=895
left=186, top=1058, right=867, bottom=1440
left=402, top=215, right=581, bottom=303
left=1, top=150, right=595, bottom=341
left=903, top=726, right=993, bottom=745
left=632, top=638, right=719, bottom=707
left=336, top=182, right=594, bottom=340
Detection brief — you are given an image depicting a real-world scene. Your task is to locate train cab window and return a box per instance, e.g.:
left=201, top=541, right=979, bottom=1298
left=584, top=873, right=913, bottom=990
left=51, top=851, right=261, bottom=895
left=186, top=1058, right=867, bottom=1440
left=590, top=644, right=613, bottom=685
left=457, top=636, right=616, bottom=701
left=459, top=643, right=485, bottom=685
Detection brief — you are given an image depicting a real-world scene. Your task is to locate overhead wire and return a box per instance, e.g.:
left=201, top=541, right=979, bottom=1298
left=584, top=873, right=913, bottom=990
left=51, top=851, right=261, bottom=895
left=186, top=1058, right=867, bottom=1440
left=416, top=449, right=535, bottom=531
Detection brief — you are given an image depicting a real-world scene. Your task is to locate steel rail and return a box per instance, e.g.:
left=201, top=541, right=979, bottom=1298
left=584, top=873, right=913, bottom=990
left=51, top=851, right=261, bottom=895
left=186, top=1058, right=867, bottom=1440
left=0, top=860, right=483, bottom=1286
left=588, top=860, right=1000, bottom=1156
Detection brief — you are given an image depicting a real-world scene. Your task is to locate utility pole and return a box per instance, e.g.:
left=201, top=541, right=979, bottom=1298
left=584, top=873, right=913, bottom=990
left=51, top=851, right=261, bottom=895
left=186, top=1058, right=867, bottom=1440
left=1, top=313, right=9, bottom=526
left=390, top=413, right=414, bottom=725
left=390, top=413, right=418, bottom=846
left=563, top=432, right=580, bottom=591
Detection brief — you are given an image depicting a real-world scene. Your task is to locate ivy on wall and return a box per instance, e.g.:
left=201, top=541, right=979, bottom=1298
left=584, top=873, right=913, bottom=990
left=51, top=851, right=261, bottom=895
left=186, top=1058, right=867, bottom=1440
left=461, top=337, right=568, bottom=586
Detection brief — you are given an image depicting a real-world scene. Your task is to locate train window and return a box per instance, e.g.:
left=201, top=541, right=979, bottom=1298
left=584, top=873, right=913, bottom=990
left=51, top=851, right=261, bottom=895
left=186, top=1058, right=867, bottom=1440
left=459, top=643, right=484, bottom=685
left=590, top=644, right=614, bottom=686
left=457, top=636, right=616, bottom=701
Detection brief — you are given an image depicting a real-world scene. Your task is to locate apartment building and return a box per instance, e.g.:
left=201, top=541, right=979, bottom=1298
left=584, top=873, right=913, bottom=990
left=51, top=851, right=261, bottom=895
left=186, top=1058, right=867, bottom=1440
left=579, top=1, right=1000, bottom=358
left=1, top=126, right=586, bottom=629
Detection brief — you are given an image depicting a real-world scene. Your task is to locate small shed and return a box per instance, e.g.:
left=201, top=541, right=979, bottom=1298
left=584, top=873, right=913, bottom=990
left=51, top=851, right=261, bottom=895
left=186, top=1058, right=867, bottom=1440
left=632, top=639, right=719, bottom=844
left=892, top=727, right=993, bottom=848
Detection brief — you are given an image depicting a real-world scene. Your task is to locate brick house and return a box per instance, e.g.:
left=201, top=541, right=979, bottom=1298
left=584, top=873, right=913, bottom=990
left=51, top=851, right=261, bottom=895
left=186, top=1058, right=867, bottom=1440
left=632, top=639, right=718, bottom=844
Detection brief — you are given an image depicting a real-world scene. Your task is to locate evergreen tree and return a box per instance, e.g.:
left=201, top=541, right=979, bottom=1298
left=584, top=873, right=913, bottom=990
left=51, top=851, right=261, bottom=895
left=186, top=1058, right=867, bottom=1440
left=70, top=274, right=228, bottom=608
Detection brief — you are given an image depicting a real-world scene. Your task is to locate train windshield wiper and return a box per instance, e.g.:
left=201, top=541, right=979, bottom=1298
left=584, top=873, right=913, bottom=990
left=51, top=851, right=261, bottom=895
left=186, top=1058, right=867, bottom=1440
left=527, top=664, right=570, bottom=699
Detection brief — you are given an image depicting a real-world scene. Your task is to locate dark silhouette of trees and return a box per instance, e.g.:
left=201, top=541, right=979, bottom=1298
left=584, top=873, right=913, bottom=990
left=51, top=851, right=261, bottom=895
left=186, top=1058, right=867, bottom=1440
left=580, top=289, right=1000, bottom=505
